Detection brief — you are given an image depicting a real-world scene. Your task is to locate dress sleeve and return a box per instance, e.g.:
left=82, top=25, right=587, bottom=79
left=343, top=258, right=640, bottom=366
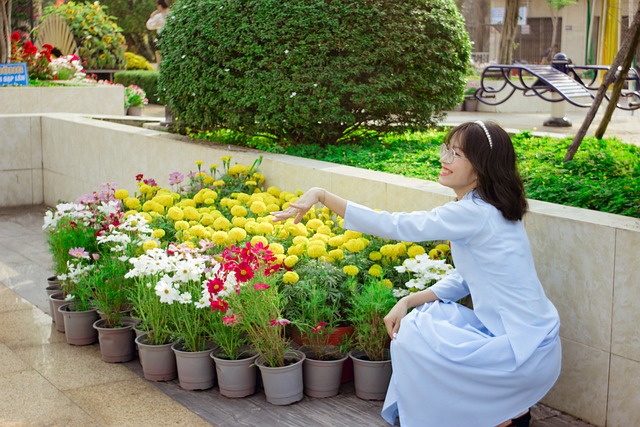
left=429, top=270, right=469, bottom=302
left=146, top=12, right=166, bottom=30
left=342, top=200, right=486, bottom=243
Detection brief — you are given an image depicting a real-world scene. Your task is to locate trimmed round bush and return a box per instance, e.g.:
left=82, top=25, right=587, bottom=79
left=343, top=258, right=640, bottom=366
left=159, top=0, right=470, bottom=146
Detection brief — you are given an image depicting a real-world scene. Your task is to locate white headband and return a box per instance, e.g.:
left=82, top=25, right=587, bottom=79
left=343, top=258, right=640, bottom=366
left=475, top=120, right=493, bottom=150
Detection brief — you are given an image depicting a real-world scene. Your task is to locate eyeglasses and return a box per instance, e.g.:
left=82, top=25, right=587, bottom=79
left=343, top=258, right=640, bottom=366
left=439, top=143, right=467, bottom=163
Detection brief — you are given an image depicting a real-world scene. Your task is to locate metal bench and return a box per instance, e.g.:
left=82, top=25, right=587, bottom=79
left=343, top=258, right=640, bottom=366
left=475, top=63, right=640, bottom=111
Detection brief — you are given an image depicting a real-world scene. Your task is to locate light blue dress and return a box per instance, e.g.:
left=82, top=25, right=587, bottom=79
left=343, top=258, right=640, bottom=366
left=342, top=191, right=561, bottom=427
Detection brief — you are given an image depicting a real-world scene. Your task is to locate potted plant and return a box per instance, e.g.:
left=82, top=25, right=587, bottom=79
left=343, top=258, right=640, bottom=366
left=124, top=84, right=148, bottom=115
left=463, top=81, right=479, bottom=111
left=211, top=242, right=304, bottom=405
left=347, top=276, right=397, bottom=400
left=287, top=281, right=348, bottom=398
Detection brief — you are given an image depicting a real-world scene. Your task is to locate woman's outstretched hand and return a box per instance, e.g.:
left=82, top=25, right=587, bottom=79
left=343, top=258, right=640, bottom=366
left=270, top=187, right=324, bottom=223
left=384, top=297, right=410, bottom=340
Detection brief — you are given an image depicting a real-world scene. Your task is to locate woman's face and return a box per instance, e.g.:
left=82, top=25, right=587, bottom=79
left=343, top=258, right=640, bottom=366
left=438, top=135, right=478, bottom=199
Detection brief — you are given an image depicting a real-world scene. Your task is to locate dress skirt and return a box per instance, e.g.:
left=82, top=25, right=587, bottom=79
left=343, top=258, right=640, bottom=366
left=381, top=301, right=561, bottom=427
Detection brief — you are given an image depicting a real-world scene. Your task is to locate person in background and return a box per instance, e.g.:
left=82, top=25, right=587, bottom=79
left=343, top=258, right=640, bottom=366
left=541, top=44, right=559, bottom=64
left=271, top=121, right=562, bottom=427
left=146, top=0, right=170, bottom=64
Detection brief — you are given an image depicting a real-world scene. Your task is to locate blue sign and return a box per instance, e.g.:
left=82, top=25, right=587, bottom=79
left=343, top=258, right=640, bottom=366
left=0, top=63, right=29, bottom=86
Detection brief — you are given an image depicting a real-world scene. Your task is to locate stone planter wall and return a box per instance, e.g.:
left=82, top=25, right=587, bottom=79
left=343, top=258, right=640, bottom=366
left=2, top=112, right=640, bottom=426
left=0, top=85, right=124, bottom=115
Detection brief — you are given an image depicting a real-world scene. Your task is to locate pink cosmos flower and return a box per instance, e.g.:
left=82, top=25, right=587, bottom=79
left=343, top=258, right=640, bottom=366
left=223, top=314, right=239, bottom=325
left=168, top=171, right=184, bottom=185
left=253, top=282, right=270, bottom=291
left=68, top=247, right=90, bottom=259
left=269, top=318, right=291, bottom=327
left=210, top=298, right=229, bottom=312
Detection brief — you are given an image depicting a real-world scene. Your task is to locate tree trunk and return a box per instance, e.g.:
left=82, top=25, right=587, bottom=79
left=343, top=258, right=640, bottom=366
left=594, top=5, right=640, bottom=139
left=564, top=0, right=640, bottom=161
left=1, top=0, right=13, bottom=64
left=498, top=0, right=519, bottom=64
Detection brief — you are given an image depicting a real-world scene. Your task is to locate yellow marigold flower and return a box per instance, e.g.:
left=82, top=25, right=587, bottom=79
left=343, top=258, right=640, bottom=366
left=435, top=243, right=451, bottom=253
left=183, top=206, right=201, bottom=221
left=307, top=244, right=327, bottom=259
left=266, top=203, right=281, bottom=213
left=283, top=271, right=299, bottom=284
left=251, top=235, right=269, bottom=247
left=368, top=264, right=383, bottom=277
left=231, top=205, right=248, bottom=217
left=344, top=230, right=362, bottom=240
left=268, top=242, right=285, bottom=255
left=284, top=255, right=299, bottom=268
left=382, top=279, right=393, bottom=288
left=175, top=220, right=189, bottom=231
left=429, top=248, right=444, bottom=259
left=178, top=198, right=196, bottom=208
left=253, top=173, right=265, bottom=183
left=167, top=206, right=184, bottom=221
left=267, top=186, right=281, bottom=197
left=152, top=229, right=165, bottom=239
left=202, top=189, right=217, bottom=200
left=257, top=222, right=274, bottom=235
left=380, top=244, right=397, bottom=258
left=171, top=192, right=181, bottom=200
left=245, top=180, right=257, bottom=187
left=292, top=236, right=309, bottom=245
left=407, top=245, right=426, bottom=258
left=234, top=192, right=250, bottom=202
left=226, top=199, right=241, bottom=208
left=232, top=216, right=248, bottom=228
left=124, top=197, right=140, bottom=210
left=316, top=225, right=332, bottom=236
left=228, top=164, right=246, bottom=176
left=343, top=265, right=360, bottom=276
left=213, top=216, right=231, bottom=231
left=244, top=221, right=258, bottom=234
left=189, top=224, right=208, bottom=238
left=395, top=243, right=407, bottom=256
left=140, top=212, right=152, bottom=223
left=203, top=176, right=214, bottom=185
left=200, top=213, right=214, bottom=226
left=153, top=194, right=173, bottom=207
left=139, top=184, right=152, bottom=195
left=287, top=244, right=305, bottom=256
left=213, top=180, right=225, bottom=187
left=306, top=218, right=323, bottom=231
left=142, top=240, right=157, bottom=251
left=369, top=251, right=382, bottom=261
left=328, top=235, right=345, bottom=247
left=220, top=155, right=232, bottom=162
left=250, top=201, right=267, bottom=215
left=274, top=254, right=286, bottom=264
left=328, top=249, right=344, bottom=261
left=211, top=231, right=230, bottom=246
left=114, top=189, right=129, bottom=199
left=291, top=223, right=308, bottom=237
left=193, top=191, right=205, bottom=204
left=344, top=238, right=366, bottom=253
left=228, top=227, right=247, bottom=243
left=194, top=160, right=203, bottom=167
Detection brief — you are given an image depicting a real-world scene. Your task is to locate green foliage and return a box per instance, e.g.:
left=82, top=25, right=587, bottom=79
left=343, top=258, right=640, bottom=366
left=270, top=130, right=639, bottom=219
left=159, top=0, right=470, bottom=146
left=99, top=0, right=157, bottom=61
left=44, top=1, right=126, bottom=69
left=347, top=277, right=396, bottom=361
left=114, top=70, right=159, bottom=103
left=46, top=216, right=98, bottom=277
left=88, top=255, right=132, bottom=328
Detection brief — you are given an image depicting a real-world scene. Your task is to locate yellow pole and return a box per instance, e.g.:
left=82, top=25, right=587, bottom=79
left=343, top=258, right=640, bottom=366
left=601, top=0, right=620, bottom=65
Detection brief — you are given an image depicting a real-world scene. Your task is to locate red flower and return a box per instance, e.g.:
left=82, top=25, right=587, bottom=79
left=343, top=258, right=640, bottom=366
left=235, top=261, right=254, bottom=282
left=135, top=173, right=144, bottom=182
left=10, top=32, right=21, bottom=42
left=222, top=314, right=239, bottom=325
left=42, top=44, right=53, bottom=52
left=253, top=282, right=270, bottom=291
left=207, top=277, right=225, bottom=295
left=311, top=322, right=327, bottom=334
left=210, top=298, right=229, bottom=312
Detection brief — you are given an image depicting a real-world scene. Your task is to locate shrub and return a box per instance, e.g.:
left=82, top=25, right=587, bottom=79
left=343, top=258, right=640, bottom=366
left=159, top=0, right=470, bottom=146
left=44, top=1, right=127, bottom=70
left=99, top=0, right=158, bottom=61
left=114, top=70, right=160, bottom=103
left=124, top=52, right=154, bottom=71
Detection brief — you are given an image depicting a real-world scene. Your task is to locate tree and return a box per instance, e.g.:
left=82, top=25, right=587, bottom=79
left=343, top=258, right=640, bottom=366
left=498, top=0, right=519, bottom=64
left=564, top=0, right=640, bottom=161
left=1, top=0, right=12, bottom=63
left=545, top=0, right=577, bottom=53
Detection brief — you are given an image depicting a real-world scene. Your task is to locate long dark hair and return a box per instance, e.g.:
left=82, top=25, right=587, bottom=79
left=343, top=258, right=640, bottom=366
left=443, top=121, right=528, bottom=221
